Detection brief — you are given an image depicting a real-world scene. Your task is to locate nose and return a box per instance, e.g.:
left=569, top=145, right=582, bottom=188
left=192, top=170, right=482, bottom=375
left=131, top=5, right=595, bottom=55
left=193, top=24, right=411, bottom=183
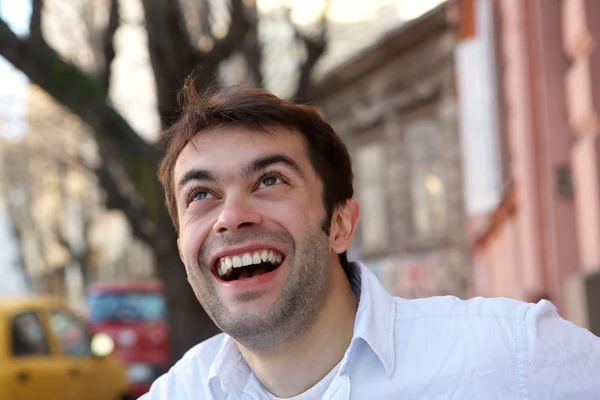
left=213, top=196, right=263, bottom=234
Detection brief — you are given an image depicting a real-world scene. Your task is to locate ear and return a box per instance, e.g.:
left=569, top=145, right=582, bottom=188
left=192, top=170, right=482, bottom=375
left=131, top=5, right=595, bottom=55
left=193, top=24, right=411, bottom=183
left=329, top=198, right=360, bottom=255
left=177, top=238, right=185, bottom=265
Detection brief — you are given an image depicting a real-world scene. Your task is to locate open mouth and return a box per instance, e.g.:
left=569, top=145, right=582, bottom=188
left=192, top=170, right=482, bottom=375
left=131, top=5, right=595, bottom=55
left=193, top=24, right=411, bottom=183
left=215, top=249, right=284, bottom=282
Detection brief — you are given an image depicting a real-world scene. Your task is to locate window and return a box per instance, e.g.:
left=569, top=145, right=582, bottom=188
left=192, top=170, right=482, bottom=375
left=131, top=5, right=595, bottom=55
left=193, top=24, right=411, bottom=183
left=48, top=310, right=91, bottom=357
left=88, top=292, right=166, bottom=324
left=455, top=0, right=507, bottom=214
left=410, top=164, right=447, bottom=237
left=11, top=312, right=50, bottom=357
left=406, top=120, right=447, bottom=238
left=355, top=142, right=388, bottom=252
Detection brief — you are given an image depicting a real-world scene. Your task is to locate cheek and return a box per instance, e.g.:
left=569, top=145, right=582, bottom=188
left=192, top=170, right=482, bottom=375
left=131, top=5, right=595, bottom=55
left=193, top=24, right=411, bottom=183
left=254, top=194, right=324, bottom=232
left=179, top=216, right=212, bottom=265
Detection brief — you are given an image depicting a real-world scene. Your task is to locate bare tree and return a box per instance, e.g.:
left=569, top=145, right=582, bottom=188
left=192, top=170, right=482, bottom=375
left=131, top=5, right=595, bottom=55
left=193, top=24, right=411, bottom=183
left=0, top=0, right=328, bottom=360
left=0, top=103, right=99, bottom=295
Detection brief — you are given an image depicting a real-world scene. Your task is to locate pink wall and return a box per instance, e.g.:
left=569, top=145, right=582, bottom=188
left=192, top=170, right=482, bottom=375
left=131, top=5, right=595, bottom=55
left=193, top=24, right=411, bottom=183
left=563, top=0, right=600, bottom=274
left=469, top=0, right=592, bottom=316
left=527, top=0, right=580, bottom=310
left=503, top=0, right=546, bottom=298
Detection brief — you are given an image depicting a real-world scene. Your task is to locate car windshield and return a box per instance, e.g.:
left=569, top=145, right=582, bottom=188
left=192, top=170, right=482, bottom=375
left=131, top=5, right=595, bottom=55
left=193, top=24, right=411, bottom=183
left=88, top=292, right=166, bottom=324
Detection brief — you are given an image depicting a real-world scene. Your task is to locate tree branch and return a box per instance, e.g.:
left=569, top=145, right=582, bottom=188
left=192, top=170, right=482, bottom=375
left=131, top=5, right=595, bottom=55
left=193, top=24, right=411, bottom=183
left=96, top=157, right=156, bottom=244
left=29, top=0, right=43, bottom=42
left=0, top=18, right=162, bottom=235
left=0, top=18, right=154, bottom=162
left=199, top=0, right=213, bottom=38
left=141, top=0, right=199, bottom=124
left=241, top=0, right=263, bottom=86
left=293, top=33, right=326, bottom=103
left=100, top=0, right=120, bottom=90
left=204, top=0, right=249, bottom=65
left=4, top=190, right=51, bottom=273
left=291, top=3, right=330, bottom=103
left=4, top=225, right=33, bottom=291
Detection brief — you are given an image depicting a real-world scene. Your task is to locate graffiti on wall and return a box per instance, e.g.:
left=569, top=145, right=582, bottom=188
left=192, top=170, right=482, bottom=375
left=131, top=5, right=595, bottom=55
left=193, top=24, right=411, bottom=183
left=363, top=253, right=442, bottom=299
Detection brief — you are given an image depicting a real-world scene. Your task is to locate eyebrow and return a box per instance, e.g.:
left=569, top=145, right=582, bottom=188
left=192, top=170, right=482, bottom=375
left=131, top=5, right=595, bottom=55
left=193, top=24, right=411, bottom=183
left=243, top=154, right=305, bottom=179
left=177, top=169, right=218, bottom=193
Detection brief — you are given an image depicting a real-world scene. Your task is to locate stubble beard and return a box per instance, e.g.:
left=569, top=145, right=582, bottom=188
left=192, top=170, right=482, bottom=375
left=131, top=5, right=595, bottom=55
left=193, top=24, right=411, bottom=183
left=186, top=227, right=332, bottom=350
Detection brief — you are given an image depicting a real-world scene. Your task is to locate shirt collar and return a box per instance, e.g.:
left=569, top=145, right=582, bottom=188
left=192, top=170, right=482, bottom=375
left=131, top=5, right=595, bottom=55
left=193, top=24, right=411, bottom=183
left=208, top=336, right=250, bottom=397
left=344, top=261, right=396, bottom=378
left=208, top=260, right=397, bottom=395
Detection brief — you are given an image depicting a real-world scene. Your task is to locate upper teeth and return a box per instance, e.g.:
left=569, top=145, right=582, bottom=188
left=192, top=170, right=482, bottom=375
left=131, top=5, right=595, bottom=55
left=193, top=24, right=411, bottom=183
left=217, top=250, right=283, bottom=277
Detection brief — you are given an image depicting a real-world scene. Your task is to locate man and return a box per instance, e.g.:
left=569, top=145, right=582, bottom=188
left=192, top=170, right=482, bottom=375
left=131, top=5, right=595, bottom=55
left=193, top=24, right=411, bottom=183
left=142, top=83, right=600, bottom=400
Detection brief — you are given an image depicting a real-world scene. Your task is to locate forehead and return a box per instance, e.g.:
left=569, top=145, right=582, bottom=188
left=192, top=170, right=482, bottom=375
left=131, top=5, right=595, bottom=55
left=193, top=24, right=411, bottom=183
left=173, top=125, right=312, bottom=180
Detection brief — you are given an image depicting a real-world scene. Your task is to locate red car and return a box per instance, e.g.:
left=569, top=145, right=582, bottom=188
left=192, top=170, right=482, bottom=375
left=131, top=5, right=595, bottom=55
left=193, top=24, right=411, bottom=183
left=86, top=281, right=170, bottom=399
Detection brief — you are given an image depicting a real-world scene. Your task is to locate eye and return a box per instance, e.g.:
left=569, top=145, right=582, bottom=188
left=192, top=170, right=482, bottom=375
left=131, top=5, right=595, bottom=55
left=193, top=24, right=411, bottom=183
left=190, top=190, right=214, bottom=203
left=259, top=175, right=283, bottom=189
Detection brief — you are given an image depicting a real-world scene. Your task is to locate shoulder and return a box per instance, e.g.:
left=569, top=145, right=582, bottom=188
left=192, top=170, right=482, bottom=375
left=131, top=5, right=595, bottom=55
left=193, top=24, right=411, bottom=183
left=140, top=333, right=230, bottom=400
left=387, top=296, right=530, bottom=394
left=524, top=300, right=600, bottom=399
left=393, top=294, right=534, bottom=324
left=390, top=296, right=600, bottom=398
left=392, top=295, right=533, bottom=358
left=390, top=296, right=530, bottom=376
left=391, top=295, right=581, bottom=346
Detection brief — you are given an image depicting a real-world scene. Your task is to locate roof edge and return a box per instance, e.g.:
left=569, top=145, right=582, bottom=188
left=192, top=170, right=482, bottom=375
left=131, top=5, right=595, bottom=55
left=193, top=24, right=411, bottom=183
left=312, top=2, right=453, bottom=99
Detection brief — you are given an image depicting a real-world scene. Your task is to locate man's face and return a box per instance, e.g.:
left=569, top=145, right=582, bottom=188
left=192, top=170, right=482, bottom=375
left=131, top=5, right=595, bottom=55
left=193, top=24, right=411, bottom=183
left=174, top=125, right=335, bottom=348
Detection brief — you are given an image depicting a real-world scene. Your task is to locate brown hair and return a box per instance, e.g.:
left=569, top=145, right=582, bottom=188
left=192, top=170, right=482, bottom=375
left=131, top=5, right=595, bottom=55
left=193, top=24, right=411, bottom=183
left=158, top=80, right=354, bottom=268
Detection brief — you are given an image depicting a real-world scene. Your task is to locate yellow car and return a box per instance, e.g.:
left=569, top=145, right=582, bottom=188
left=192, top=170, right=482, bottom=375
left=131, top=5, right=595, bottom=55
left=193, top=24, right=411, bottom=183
left=0, top=296, right=130, bottom=400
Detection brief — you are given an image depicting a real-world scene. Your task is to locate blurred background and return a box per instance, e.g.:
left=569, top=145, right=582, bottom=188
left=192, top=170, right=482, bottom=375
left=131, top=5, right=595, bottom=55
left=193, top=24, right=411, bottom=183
left=1, top=0, right=599, bottom=397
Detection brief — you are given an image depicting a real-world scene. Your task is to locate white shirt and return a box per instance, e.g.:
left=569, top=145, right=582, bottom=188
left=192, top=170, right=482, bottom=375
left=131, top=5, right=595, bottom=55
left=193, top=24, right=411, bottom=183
left=250, top=362, right=340, bottom=400
left=141, top=262, right=600, bottom=400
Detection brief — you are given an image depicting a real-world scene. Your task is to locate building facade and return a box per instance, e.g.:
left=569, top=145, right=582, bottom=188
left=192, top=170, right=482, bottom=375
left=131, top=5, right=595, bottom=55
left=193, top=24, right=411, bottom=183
left=456, top=0, right=600, bottom=334
left=314, top=5, right=469, bottom=299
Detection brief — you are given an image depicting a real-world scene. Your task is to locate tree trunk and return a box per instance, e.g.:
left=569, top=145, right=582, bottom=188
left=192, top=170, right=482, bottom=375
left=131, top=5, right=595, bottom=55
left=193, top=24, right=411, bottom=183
left=153, top=229, right=220, bottom=361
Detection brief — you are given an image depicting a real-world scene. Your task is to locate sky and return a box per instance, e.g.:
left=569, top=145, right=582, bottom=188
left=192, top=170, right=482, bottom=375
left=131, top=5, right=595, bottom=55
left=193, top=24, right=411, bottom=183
left=0, top=0, right=30, bottom=33
left=0, top=0, right=30, bottom=140
left=0, top=0, right=31, bottom=295
left=257, top=0, right=446, bottom=24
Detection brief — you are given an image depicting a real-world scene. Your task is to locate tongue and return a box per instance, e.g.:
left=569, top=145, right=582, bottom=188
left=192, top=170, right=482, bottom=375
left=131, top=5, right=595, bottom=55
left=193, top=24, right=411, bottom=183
left=238, top=270, right=252, bottom=280
left=251, top=267, right=268, bottom=277
left=237, top=267, right=269, bottom=280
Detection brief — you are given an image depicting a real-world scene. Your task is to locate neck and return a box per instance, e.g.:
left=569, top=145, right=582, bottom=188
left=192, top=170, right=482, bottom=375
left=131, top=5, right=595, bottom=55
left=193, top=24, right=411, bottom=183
left=237, top=263, right=358, bottom=398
